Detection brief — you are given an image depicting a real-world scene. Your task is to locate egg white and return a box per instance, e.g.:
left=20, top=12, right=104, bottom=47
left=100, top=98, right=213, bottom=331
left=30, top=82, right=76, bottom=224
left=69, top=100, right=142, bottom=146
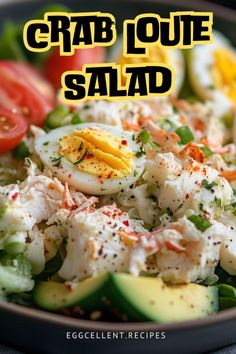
left=34, top=123, right=146, bottom=195
left=188, top=31, right=236, bottom=115
left=108, top=36, right=185, bottom=96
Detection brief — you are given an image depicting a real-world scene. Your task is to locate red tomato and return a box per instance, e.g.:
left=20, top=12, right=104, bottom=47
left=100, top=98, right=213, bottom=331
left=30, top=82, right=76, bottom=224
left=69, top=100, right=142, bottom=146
left=44, top=47, right=105, bottom=89
left=0, top=61, right=55, bottom=126
left=0, top=108, right=27, bottom=154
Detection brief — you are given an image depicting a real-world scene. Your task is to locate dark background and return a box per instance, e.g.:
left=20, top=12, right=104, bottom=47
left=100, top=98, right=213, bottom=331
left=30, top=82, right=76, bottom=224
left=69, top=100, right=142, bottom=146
left=207, top=0, right=236, bottom=10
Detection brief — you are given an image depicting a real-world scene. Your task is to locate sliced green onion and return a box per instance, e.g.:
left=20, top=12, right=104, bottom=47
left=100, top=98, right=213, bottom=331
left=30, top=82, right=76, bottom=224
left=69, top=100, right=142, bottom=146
left=71, top=113, right=83, bottom=125
left=4, top=232, right=26, bottom=256
left=188, top=214, right=212, bottom=232
left=138, top=129, right=150, bottom=144
left=200, top=146, right=213, bottom=158
left=201, top=179, right=217, bottom=190
left=175, top=125, right=194, bottom=145
left=44, top=105, right=70, bottom=130
left=158, top=118, right=177, bottom=132
left=13, top=141, right=30, bottom=160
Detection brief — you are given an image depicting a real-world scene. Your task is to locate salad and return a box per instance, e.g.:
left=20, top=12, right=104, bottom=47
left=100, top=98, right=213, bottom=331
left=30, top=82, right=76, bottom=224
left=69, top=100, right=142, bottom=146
left=0, top=5, right=236, bottom=323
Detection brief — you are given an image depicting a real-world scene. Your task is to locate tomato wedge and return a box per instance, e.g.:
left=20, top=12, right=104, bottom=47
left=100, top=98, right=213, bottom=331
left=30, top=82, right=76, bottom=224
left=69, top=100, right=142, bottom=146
left=0, top=108, right=27, bottom=154
left=44, top=47, right=105, bottom=89
left=0, top=61, right=55, bottom=126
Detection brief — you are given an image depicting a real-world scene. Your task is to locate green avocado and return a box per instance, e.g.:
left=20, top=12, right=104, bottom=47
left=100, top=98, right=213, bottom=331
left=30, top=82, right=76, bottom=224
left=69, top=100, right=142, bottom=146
left=106, top=273, right=218, bottom=322
left=33, top=273, right=218, bottom=322
left=33, top=273, right=109, bottom=311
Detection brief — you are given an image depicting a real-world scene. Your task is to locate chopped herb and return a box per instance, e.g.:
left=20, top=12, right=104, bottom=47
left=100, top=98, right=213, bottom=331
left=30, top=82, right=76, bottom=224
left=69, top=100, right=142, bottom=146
left=83, top=105, right=90, bottom=110
left=78, top=142, right=83, bottom=152
left=74, top=150, right=88, bottom=165
left=132, top=134, right=135, bottom=141
left=175, top=125, right=194, bottom=145
left=188, top=214, right=212, bottom=232
left=51, top=156, right=62, bottom=163
left=133, top=170, right=138, bottom=177
left=200, top=146, right=213, bottom=158
left=43, top=141, right=49, bottom=146
left=201, top=179, right=217, bottom=190
left=199, top=203, right=204, bottom=212
left=138, top=129, right=150, bottom=144
left=135, top=149, right=146, bottom=158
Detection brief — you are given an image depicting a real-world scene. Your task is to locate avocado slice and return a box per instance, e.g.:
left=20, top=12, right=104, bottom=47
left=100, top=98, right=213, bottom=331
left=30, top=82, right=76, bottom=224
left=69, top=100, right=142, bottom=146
left=107, top=273, right=218, bottom=322
left=34, top=273, right=218, bottom=322
left=33, top=273, right=109, bottom=311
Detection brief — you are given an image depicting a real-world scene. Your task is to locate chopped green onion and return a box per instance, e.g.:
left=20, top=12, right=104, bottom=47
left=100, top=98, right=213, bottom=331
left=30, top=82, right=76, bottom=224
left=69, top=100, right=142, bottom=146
left=13, top=141, right=30, bottom=160
left=175, top=125, right=194, bottom=145
left=200, top=146, right=213, bottom=158
left=158, top=118, right=177, bottom=132
left=149, top=141, right=160, bottom=149
left=201, top=179, right=217, bottom=190
left=4, top=232, right=26, bottom=256
left=71, top=113, right=83, bottom=125
left=138, top=129, right=150, bottom=144
left=44, top=105, right=70, bottom=130
left=188, top=214, right=212, bottom=232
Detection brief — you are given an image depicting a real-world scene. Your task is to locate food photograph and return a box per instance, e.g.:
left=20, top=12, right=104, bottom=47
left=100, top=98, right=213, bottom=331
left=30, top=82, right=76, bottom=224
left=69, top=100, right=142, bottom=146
left=0, top=0, right=236, bottom=353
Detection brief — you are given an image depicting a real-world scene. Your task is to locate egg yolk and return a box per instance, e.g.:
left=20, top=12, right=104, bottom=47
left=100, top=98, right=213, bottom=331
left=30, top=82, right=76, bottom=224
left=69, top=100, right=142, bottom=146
left=119, top=45, right=168, bottom=84
left=212, top=48, right=236, bottom=104
left=59, top=128, right=133, bottom=179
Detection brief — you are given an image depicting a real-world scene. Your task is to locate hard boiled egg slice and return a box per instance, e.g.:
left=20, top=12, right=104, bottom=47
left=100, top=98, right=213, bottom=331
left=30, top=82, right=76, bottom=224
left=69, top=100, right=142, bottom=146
left=34, top=123, right=146, bottom=195
left=189, top=31, right=236, bottom=114
left=108, top=36, right=185, bottom=96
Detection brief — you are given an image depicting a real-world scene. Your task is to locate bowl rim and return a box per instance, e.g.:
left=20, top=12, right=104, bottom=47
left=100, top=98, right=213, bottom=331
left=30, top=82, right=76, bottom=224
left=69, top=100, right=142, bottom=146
left=1, top=299, right=236, bottom=331
left=1, top=0, right=236, bottom=332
